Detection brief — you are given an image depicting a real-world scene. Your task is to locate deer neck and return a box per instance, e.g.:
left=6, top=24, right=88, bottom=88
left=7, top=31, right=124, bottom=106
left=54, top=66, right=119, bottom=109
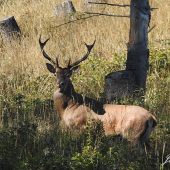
left=53, top=81, right=83, bottom=118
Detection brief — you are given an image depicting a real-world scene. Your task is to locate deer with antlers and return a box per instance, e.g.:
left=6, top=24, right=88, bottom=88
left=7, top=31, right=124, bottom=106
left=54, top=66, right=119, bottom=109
left=39, top=36, right=157, bottom=149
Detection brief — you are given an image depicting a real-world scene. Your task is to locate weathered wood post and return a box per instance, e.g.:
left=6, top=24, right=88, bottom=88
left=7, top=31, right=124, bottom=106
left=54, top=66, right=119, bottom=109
left=0, top=16, right=21, bottom=44
left=105, top=0, right=150, bottom=100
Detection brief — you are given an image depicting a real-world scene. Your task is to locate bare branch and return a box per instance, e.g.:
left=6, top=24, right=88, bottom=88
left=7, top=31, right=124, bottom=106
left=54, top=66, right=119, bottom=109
left=150, top=8, right=158, bottom=11
left=84, top=4, right=135, bottom=18
left=88, top=2, right=158, bottom=11
left=88, top=2, right=130, bottom=7
left=148, top=25, right=156, bottom=33
left=134, top=5, right=158, bottom=15
left=53, top=14, right=99, bottom=28
left=84, top=12, right=130, bottom=18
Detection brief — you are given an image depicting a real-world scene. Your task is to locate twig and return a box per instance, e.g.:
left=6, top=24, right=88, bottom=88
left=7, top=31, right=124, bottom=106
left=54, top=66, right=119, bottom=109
left=88, top=2, right=130, bottom=7
left=88, top=2, right=158, bottom=11
left=84, top=12, right=130, bottom=18
left=148, top=25, right=156, bottom=33
left=134, top=5, right=158, bottom=15
left=85, top=5, right=135, bottom=18
left=53, top=14, right=99, bottom=28
left=150, top=8, right=158, bottom=11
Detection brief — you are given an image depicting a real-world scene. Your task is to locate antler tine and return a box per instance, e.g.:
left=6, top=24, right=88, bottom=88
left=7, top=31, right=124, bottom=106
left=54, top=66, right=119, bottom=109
left=56, top=57, right=59, bottom=68
left=39, top=35, right=56, bottom=66
left=69, top=40, right=96, bottom=68
left=68, top=58, right=71, bottom=68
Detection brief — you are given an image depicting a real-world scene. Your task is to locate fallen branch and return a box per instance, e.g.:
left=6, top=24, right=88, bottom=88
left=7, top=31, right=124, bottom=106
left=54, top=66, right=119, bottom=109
left=84, top=12, right=130, bottom=18
left=88, top=2, right=130, bottom=7
left=53, top=14, right=99, bottom=28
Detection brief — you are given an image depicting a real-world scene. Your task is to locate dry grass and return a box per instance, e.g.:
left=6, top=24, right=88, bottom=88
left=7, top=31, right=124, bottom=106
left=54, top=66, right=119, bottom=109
left=0, top=0, right=170, bottom=76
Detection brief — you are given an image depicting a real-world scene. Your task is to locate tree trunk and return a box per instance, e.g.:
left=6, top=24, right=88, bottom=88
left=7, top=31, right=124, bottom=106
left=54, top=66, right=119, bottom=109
left=126, top=0, right=150, bottom=94
left=105, top=0, right=150, bottom=100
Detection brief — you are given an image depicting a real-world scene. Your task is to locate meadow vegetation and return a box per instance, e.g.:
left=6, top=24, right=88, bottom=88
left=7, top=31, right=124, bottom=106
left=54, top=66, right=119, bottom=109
left=0, top=0, right=170, bottom=169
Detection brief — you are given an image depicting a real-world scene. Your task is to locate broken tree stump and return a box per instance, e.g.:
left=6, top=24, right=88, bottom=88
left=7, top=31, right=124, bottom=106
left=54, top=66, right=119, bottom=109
left=126, top=0, right=150, bottom=94
left=104, top=0, right=151, bottom=100
left=105, top=70, right=135, bottom=100
left=54, top=1, right=76, bottom=18
left=0, top=16, right=21, bottom=44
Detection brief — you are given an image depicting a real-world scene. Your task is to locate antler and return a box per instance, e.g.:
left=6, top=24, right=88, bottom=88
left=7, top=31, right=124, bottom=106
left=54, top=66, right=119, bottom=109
left=68, top=40, right=96, bottom=69
left=39, top=35, right=95, bottom=69
left=39, top=35, right=59, bottom=67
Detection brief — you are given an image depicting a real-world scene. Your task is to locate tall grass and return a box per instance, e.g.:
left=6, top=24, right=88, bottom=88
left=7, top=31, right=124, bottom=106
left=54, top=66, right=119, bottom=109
left=0, top=0, right=170, bottom=74
left=0, top=0, right=170, bottom=169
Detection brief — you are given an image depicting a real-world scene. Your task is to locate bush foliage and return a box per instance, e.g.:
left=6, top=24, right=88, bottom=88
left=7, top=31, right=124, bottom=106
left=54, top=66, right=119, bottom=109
left=1, top=47, right=170, bottom=169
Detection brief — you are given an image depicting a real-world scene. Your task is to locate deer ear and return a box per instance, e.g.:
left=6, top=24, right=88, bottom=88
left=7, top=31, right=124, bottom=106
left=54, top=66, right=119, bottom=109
left=46, top=63, right=55, bottom=73
left=71, top=65, right=80, bottom=74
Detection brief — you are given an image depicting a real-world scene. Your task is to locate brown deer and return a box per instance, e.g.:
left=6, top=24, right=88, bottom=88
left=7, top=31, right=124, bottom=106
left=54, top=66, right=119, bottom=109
left=39, top=36, right=157, bottom=148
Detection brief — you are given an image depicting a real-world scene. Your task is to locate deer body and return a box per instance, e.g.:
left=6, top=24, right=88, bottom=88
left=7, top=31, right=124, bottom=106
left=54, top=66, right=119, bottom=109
left=53, top=78, right=104, bottom=131
left=39, top=36, right=157, bottom=148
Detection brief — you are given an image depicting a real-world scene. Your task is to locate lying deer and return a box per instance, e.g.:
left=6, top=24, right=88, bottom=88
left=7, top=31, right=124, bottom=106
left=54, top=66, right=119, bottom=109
left=39, top=36, right=157, bottom=148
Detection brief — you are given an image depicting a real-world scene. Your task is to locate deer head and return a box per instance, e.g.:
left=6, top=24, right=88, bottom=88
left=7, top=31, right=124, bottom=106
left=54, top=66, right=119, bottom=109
left=39, top=35, right=95, bottom=93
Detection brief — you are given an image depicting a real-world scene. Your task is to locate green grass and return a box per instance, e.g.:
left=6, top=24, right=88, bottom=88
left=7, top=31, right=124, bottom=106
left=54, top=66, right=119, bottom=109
left=0, top=47, right=170, bottom=169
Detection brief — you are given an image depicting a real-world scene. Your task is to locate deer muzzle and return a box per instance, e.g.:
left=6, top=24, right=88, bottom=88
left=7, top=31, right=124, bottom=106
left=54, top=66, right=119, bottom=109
left=57, top=81, right=65, bottom=88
